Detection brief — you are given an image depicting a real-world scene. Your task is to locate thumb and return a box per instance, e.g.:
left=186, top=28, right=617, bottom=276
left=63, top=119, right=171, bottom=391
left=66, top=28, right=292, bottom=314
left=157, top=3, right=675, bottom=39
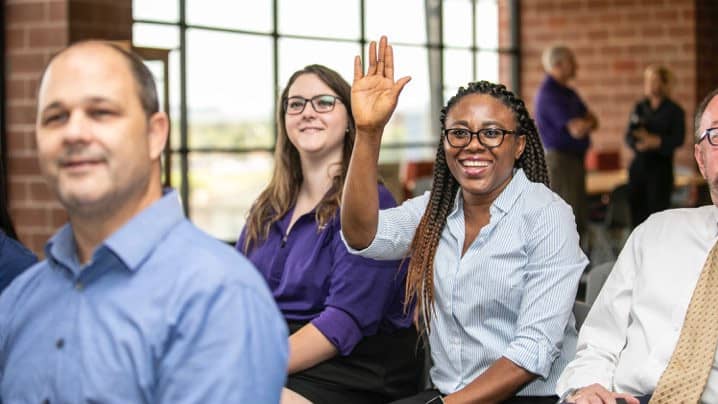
left=393, top=76, right=412, bottom=96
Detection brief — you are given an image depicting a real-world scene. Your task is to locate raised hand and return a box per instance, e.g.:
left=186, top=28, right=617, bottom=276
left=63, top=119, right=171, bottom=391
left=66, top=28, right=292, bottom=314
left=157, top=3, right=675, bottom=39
left=351, top=36, right=411, bottom=138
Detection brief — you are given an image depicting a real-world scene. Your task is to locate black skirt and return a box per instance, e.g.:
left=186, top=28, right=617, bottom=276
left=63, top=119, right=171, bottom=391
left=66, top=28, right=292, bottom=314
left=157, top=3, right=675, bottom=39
left=286, top=321, right=424, bottom=404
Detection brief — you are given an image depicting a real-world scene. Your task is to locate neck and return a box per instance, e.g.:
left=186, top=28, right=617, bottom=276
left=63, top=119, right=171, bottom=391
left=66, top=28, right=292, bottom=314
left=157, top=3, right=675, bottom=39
left=648, top=95, right=663, bottom=108
left=549, top=71, right=568, bottom=86
left=298, top=150, right=342, bottom=203
left=461, top=173, right=514, bottom=216
left=70, top=183, right=163, bottom=265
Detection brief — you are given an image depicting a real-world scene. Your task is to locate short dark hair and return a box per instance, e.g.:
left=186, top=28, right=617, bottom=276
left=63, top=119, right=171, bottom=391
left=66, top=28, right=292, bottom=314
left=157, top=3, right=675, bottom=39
left=40, top=41, right=159, bottom=119
left=695, top=88, right=718, bottom=142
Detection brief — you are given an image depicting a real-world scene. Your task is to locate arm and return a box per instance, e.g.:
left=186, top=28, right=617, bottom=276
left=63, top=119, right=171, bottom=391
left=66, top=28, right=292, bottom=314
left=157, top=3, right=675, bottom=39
left=566, top=111, right=598, bottom=140
left=444, top=357, right=536, bottom=403
left=656, top=103, right=685, bottom=156
left=556, top=227, right=643, bottom=400
left=287, top=323, right=338, bottom=374
left=156, top=281, right=289, bottom=403
left=342, top=36, right=410, bottom=250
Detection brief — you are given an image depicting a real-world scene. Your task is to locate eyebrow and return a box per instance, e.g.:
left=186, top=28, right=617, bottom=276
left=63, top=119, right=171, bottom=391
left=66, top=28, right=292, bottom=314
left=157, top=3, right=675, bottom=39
left=40, top=96, right=116, bottom=113
left=448, top=119, right=510, bottom=128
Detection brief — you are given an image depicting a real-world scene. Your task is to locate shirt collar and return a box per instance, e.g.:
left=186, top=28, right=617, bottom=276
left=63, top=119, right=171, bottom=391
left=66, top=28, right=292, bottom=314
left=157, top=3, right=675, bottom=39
left=45, top=189, right=185, bottom=273
left=450, top=168, right=528, bottom=215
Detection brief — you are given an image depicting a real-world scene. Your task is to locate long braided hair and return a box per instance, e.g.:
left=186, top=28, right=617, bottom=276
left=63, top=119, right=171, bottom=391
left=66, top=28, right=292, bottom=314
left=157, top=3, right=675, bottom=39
left=405, top=81, right=549, bottom=329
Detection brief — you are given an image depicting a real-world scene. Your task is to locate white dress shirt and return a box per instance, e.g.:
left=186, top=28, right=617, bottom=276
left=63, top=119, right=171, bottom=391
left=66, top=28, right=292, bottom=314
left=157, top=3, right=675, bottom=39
left=556, top=205, right=718, bottom=403
left=344, top=169, right=588, bottom=396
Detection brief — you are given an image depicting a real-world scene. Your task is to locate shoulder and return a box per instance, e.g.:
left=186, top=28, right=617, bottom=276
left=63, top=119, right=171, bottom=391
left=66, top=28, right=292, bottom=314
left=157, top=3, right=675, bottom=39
left=158, top=220, right=270, bottom=294
left=0, top=233, right=38, bottom=269
left=516, top=181, right=576, bottom=227
left=377, top=183, right=398, bottom=209
left=639, top=206, right=711, bottom=236
left=666, top=98, right=685, bottom=114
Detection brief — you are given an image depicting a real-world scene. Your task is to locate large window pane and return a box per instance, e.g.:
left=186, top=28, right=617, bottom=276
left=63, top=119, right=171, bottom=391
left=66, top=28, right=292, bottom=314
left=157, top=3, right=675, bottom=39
left=475, top=0, right=499, bottom=50
left=476, top=50, right=499, bottom=83
left=189, top=152, right=274, bottom=241
left=278, top=38, right=359, bottom=87
left=444, top=49, right=473, bottom=95
left=379, top=45, right=432, bottom=163
left=133, top=23, right=179, bottom=50
left=186, top=29, right=274, bottom=149
left=278, top=0, right=359, bottom=40
left=186, top=0, right=273, bottom=33
left=443, top=0, right=473, bottom=47
left=365, top=0, right=426, bottom=45
left=133, top=0, right=178, bottom=23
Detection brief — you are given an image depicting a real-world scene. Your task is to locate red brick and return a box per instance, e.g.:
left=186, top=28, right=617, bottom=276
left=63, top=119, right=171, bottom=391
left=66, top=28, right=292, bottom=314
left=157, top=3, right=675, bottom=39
left=6, top=104, right=37, bottom=126
left=7, top=155, right=40, bottom=176
left=10, top=206, right=48, bottom=227
left=28, top=26, right=67, bottom=48
left=7, top=52, right=47, bottom=75
left=6, top=2, right=47, bottom=25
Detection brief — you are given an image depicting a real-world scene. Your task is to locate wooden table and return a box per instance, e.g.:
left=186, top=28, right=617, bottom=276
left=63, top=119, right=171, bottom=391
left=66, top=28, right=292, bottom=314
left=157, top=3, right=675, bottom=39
left=586, top=169, right=705, bottom=195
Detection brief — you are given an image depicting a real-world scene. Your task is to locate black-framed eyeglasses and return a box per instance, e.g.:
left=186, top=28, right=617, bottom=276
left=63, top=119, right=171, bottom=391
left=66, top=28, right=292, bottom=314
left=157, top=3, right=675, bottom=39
left=443, top=127, right=519, bottom=149
left=699, top=127, right=718, bottom=146
left=284, top=94, right=343, bottom=115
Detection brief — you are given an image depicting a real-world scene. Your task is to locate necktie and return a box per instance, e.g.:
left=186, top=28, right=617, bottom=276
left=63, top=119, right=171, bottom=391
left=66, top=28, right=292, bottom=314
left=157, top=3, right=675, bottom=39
left=650, top=240, right=718, bottom=403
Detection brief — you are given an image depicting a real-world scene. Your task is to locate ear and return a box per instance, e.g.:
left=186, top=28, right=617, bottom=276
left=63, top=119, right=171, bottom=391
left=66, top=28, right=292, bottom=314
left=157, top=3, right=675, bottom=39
left=514, top=134, right=527, bottom=160
left=147, top=111, right=169, bottom=161
left=696, top=143, right=707, bottom=179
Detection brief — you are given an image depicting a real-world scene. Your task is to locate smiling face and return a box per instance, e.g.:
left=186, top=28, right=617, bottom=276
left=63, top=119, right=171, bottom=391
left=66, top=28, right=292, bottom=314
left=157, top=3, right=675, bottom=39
left=443, top=93, right=525, bottom=204
left=35, top=43, right=166, bottom=219
left=283, top=73, right=349, bottom=163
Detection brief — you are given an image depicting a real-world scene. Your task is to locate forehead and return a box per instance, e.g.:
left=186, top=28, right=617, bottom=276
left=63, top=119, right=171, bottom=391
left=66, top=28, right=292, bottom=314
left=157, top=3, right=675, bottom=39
left=446, top=93, right=515, bottom=125
left=38, top=45, right=135, bottom=107
left=700, top=96, right=718, bottom=131
left=287, top=73, right=335, bottom=97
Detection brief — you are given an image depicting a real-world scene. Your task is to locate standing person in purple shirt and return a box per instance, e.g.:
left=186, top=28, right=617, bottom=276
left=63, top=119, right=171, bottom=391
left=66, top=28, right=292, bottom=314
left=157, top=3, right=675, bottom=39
left=534, top=45, right=599, bottom=239
left=237, top=64, right=421, bottom=404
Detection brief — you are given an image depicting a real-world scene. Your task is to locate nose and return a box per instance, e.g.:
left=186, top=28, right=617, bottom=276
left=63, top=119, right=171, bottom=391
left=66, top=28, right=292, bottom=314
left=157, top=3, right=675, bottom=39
left=62, top=111, right=92, bottom=143
left=464, top=133, right=487, bottom=151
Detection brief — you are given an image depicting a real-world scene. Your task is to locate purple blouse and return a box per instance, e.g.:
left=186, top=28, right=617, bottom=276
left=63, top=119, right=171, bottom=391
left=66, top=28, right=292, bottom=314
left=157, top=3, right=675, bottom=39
left=236, top=185, right=412, bottom=356
left=534, top=75, right=590, bottom=154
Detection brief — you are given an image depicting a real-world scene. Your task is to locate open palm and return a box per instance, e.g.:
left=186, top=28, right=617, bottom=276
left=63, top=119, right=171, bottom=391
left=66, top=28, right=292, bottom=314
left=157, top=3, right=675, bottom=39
left=351, top=36, right=411, bottom=139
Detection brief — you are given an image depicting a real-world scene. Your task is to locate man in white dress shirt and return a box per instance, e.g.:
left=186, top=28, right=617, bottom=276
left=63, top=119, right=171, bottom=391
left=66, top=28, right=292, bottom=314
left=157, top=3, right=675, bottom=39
left=556, top=88, right=718, bottom=404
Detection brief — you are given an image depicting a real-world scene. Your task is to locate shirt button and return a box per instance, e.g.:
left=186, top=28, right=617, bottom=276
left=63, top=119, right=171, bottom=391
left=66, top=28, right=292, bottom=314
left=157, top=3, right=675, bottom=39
left=55, top=338, right=64, bottom=349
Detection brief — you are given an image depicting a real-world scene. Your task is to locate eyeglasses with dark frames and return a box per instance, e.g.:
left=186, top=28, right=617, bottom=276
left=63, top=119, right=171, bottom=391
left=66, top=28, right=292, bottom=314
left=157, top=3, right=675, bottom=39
left=698, top=127, right=718, bottom=146
left=284, top=94, right=343, bottom=115
left=443, top=127, right=519, bottom=149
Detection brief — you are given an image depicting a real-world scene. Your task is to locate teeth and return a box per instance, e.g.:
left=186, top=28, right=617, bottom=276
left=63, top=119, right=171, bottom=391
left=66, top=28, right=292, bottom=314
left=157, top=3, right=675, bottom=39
left=462, top=160, right=489, bottom=167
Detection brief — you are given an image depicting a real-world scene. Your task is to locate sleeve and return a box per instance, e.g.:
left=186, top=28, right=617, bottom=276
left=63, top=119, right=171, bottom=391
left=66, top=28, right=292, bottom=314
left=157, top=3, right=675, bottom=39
left=555, top=225, right=642, bottom=396
left=625, top=102, right=641, bottom=150
left=313, top=185, right=411, bottom=355
left=503, top=200, right=588, bottom=379
left=342, top=191, right=429, bottom=261
left=657, top=102, right=685, bottom=156
left=155, top=281, right=289, bottom=403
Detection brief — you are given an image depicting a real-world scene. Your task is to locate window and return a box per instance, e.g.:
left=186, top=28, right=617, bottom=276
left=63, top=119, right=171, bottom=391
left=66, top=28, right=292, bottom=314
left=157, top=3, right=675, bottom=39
left=133, top=0, right=517, bottom=241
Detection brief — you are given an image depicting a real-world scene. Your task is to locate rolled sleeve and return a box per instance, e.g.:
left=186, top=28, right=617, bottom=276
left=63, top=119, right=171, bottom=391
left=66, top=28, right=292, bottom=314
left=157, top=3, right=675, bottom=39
left=509, top=198, right=587, bottom=378
left=310, top=306, right=362, bottom=356
left=505, top=335, right=558, bottom=378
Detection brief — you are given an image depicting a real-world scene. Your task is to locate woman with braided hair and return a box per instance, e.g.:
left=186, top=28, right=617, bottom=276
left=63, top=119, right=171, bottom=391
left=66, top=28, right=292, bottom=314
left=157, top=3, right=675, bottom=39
left=342, top=37, right=588, bottom=404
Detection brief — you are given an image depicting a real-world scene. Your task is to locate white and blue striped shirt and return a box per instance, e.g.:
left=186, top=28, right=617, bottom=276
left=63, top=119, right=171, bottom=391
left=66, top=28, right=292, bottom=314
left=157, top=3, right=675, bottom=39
left=345, top=169, right=588, bottom=396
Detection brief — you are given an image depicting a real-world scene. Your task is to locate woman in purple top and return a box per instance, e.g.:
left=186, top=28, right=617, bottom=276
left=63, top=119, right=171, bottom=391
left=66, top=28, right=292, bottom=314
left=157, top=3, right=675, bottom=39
left=236, top=64, right=421, bottom=404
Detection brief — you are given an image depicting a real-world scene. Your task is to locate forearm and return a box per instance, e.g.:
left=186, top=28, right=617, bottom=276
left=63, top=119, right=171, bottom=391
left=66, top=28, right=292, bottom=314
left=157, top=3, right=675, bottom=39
left=341, top=130, right=383, bottom=249
left=444, top=357, right=536, bottom=404
left=287, top=323, right=339, bottom=374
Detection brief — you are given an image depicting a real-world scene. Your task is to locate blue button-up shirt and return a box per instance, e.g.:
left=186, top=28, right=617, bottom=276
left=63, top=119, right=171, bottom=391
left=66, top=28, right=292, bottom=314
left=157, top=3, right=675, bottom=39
left=345, top=169, right=588, bottom=396
left=0, top=232, right=37, bottom=294
left=0, top=191, right=288, bottom=403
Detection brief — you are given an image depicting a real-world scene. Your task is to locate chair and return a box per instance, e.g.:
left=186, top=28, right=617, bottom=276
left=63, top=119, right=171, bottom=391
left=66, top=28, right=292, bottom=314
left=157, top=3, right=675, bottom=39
left=401, top=161, right=434, bottom=200
left=573, top=300, right=591, bottom=331
left=585, top=260, right=615, bottom=307
left=587, top=184, right=631, bottom=265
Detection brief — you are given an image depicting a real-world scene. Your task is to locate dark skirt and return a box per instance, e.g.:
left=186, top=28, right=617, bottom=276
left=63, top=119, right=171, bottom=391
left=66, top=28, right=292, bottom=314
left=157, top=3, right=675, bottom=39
left=286, top=321, right=424, bottom=404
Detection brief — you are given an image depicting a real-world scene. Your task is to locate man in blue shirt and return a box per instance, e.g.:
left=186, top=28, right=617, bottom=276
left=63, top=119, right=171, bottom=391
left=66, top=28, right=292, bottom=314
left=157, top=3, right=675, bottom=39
left=0, top=41, right=288, bottom=403
left=534, top=45, right=599, bottom=239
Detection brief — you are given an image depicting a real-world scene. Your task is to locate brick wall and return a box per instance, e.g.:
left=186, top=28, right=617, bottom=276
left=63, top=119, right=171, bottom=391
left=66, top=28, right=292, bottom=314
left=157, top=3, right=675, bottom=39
left=4, top=0, right=132, bottom=254
left=512, top=0, right=701, bottom=171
